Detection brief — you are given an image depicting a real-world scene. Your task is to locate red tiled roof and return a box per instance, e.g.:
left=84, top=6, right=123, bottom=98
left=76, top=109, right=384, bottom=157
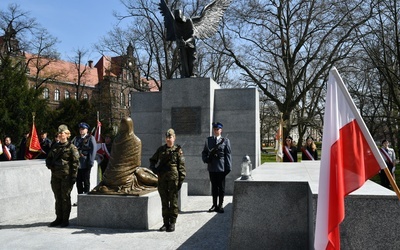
left=24, top=53, right=160, bottom=91
left=25, top=53, right=99, bottom=87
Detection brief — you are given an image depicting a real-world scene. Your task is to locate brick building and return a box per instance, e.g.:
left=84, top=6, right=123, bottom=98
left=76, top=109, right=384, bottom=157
left=1, top=24, right=158, bottom=130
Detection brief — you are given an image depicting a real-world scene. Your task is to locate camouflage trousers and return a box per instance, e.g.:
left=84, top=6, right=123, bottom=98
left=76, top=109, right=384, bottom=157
left=158, top=177, right=179, bottom=224
left=51, top=175, right=73, bottom=222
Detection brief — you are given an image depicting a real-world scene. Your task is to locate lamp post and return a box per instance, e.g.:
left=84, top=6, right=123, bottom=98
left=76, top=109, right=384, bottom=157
left=240, top=155, right=253, bottom=180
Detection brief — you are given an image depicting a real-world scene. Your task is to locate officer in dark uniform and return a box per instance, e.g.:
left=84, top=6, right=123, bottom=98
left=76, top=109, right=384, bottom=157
left=72, top=122, right=97, bottom=196
left=46, top=124, right=80, bottom=227
left=202, top=122, right=232, bottom=213
left=150, top=128, right=186, bottom=232
left=38, top=131, right=52, bottom=159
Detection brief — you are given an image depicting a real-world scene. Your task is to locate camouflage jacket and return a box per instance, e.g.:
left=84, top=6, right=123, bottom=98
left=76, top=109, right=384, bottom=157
left=149, top=144, right=186, bottom=182
left=46, top=141, right=80, bottom=178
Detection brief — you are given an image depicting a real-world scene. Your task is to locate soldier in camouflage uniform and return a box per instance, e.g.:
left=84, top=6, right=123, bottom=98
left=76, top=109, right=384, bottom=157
left=46, top=124, right=80, bottom=227
left=150, top=128, right=186, bottom=232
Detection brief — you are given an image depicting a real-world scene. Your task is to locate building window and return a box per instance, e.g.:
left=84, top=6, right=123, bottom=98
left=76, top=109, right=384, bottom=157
left=120, top=92, right=125, bottom=107
left=83, top=93, right=88, bottom=99
left=65, top=90, right=70, bottom=99
left=128, top=93, right=132, bottom=107
left=54, top=89, right=60, bottom=101
left=43, top=88, right=49, bottom=99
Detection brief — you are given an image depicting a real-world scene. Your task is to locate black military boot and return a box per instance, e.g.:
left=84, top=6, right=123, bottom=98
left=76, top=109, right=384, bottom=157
left=159, top=224, right=168, bottom=231
left=49, top=218, right=62, bottom=227
left=159, top=218, right=169, bottom=232
left=167, top=223, right=175, bottom=232
left=60, top=221, right=69, bottom=227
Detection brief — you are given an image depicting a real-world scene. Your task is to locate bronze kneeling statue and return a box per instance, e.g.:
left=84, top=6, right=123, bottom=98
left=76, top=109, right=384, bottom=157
left=90, top=117, right=158, bottom=195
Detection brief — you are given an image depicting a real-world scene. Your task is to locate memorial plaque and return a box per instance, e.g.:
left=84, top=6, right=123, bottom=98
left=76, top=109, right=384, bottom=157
left=171, top=107, right=201, bottom=134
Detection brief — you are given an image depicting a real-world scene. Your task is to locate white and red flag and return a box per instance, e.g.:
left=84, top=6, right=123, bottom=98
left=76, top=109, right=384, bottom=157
left=94, top=120, right=102, bottom=143
left=314, top=67, right=387, bottom=250
left=3, top=144, right=11, bottom=160
left=93, top=114, right=111, bottom=163
left=275, top=115, right=283, bottom=162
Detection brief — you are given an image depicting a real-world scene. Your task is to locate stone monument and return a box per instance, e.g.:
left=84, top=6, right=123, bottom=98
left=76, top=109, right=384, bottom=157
left=132, top=78, right=260, bottom=195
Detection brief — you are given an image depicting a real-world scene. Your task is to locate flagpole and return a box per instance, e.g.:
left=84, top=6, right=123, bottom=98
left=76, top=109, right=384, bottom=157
left=331, top=67, right=400, bottom=200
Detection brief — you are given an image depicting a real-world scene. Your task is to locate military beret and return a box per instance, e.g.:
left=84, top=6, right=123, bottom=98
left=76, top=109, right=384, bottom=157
left=58, top=124, right=69, bottom=133
left=78, top=122, right=90, bottom=130
left=286, top=135, right=293, bottom=140
left=212, top=122, right=223, bottom=129
left=166, top=128, right=175, bottom=137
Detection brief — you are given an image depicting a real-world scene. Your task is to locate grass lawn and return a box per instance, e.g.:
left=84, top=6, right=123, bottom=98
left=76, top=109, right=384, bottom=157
left=261, top=150, right=400, bottom=191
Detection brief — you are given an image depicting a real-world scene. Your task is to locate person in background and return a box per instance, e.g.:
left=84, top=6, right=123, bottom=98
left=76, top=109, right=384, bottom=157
left=38, top=131, right=52, bottom=159
left=150, top=128, right=186, bottom=232
left=379, top=139, right=396, bottom=189
left=51, top=134, right=60, bottom=147
left=46, top=124, right=79, bottom=227
left=72, top=122, right=96, bottom=202
left=283, top=135, right=298, bottom=162
left=202, top=122, right=232, bottom=214
left=1, top=136, right=17, bottom=161
left=301, top=136, right=318, bottom=161
left=99, top=134, right=112, bottom=176
left=17, top=132, right=29, bottom=160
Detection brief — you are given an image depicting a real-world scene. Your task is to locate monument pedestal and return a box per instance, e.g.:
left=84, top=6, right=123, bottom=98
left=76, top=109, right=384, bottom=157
left=77, top=183, right=188, bottom=230
left=132, top=78, right=260, bottom=195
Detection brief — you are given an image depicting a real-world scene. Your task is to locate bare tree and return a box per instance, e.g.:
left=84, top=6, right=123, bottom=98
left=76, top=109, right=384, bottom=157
left=357, top=0, right=400, bottom=147
left=70, top=48, right=90, bottom=100
left=0, top=3, right=37, bottom=58
left=218, top=0, right=376, bottom=139
left=96, top=0, right=238, bottom=89
left=0, top=4, right=61, bottom=90
left=25, top=27, right=60, bottom=89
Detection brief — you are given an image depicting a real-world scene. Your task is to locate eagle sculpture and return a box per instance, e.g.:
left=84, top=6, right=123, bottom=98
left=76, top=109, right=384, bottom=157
left=159, top=0, right=232, bottom=78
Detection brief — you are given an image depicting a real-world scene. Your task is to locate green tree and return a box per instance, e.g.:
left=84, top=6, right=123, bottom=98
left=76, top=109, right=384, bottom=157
left=50, top=98, right=97, bottom=139
left=0, top=56, right=48, bottom=142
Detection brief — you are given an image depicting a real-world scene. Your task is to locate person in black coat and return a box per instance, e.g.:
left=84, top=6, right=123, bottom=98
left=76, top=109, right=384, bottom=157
left=71, top=122, right=96, bottom=196
left=301, top=136, right=318, bottom=161
left=38, top=131, right=52, bottom=159
left=283, top=135, right=298, bottom=162
left=17, top=132, right=29, bottom=160
left=1, top=136, right=17, bottom=161
left=201, top=122, right=232, bottom=213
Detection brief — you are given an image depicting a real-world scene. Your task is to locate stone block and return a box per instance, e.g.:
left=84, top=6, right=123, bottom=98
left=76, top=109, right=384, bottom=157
left=77, top=191, right=162, bottom=230
left=230, top=181, right=310, bottom=249
left=0, top=159, right=98, bottom=223
left=77, top=183, right=188, bottom=229
left=230, top=162, right=400, bottom=249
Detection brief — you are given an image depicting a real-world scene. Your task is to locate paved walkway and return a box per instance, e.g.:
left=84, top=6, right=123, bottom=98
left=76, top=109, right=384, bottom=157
left=0, top=196, right=233, bottom=250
